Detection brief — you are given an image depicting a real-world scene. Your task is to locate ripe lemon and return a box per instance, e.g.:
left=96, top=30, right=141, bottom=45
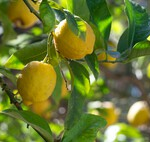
left=30, top=99, right=51, bottom=119
left=53, top=19, right=95, bottom=59
left=100, top=101, right=119, bottom=126
left=98, top=52, right=117, bottom=69
left=89, top=101, right=119, bottom=126
left=17, top=61, right=56, bottom=106
left=127, top=101, right=150, bottom=126
left=8, top=0, right=39, bottom=28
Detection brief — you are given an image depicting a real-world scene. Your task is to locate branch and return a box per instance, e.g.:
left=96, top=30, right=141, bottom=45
left=23, top=0, right=42, bottom=21
left=0, top=77, right=23, bottom=110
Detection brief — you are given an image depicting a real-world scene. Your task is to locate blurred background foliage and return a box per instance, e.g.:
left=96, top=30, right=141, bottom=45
left=0, top=0, right=150, bottom=142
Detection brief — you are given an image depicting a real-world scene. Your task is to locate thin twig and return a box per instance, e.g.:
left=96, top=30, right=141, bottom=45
left=0, top=77, right=23, bottom=110
left=23, top=0, right=42, bottom=21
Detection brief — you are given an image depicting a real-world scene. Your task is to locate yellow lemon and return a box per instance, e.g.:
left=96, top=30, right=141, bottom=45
left=127, top=101, right=150, bottom=126
left=8, top=0, right=39, bottom=28
left=88, top=101, right=119, bottom=126
left=98, top=52, right=117, bottom=69
left=30, top=99, right=51, bottom=119
left=61, top=79, right=68, bottom=97
left=53, top=19, right=95, bottom=59
left=100, top=101, right=119, bottom=126
left=17, top=61, right=56, bottom=106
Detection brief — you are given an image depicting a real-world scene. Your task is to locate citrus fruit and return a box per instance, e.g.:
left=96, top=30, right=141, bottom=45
left=127, top=101, right=150, bottom=126
left=8, top=0, right=39, bottom=28
left=30, top=99, right=51, bottom=119
left=17, top=61, right=56, bottom=106
left=53, top=19, right=95, bottom=59
left=88, top=101, right=119, bottom=126
left=100, top=101, right=119, bottom=126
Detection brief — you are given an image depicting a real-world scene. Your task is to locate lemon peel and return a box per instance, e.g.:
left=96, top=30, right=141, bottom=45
left=17, top=61, right=56, bottom=106
left=54, top=19, right=95, bottom=59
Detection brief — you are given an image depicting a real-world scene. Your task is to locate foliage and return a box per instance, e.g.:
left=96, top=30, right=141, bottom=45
left=0, top=0, right=150, bottom=141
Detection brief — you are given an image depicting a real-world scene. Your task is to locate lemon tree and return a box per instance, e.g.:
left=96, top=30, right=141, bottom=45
left=0, top=0, right=150, bottom=142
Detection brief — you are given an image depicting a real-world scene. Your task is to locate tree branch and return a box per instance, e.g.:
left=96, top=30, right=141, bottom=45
left=0, top=77, right=23, bottom=110
left=23, top=0, right=42, bottom=21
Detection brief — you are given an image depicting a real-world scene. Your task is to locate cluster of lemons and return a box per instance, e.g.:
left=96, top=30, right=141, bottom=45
left=7, top=0, right=95, bottom=117
left=7, top=1, right=150, bottom=128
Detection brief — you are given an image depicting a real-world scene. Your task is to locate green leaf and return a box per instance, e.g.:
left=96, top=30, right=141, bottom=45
left=65, top=61, right=90, bottom=130
left=0, top=66, right=17, bottom=85
left=40, top=0, right=55, bottom=33
left=86, top=0, right=112, bottom=40
left=85, top=52, right=100, bottom=79
left=52, top=66, right=63, bottom=104
left=62, top=114, right=106, bottom=142
left=1, top=109, right=53, bottom=142
left=117, top=0, right=150, bottom=53
left=123, top=40, right=150, bottom=62
left=64, top=10, right=87, bottom=41
left=4, top=39, right=47, bottom=70
left=0, top=1, right=17, bottom=43
left=66, top=0, right=90, bottom=21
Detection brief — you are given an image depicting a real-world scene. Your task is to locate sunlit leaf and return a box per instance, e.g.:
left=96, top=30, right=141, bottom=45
left=85, top=52, right=100, bottom=79
left=64, top=10, right=86, bottom=41
left=40, top=0, right=55, bottom=33
left=4, top=40, right=47, bottom=70
left=63, top=114, right=106, bottom=142
left=65, top=61, right=90, bottom=130
left=87, top=0, right=112, bottom=40
left=1, top=109, right=53, bottom=142
left=66, top=0, right=90, bottom=21
left=117, top=0, right=150, bottom=53
left=124, top=40, right=150, bottom=62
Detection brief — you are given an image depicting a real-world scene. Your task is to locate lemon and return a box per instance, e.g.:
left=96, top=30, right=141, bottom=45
left=17, top=61, right=56, bottom=106
left=98, top=52, right=117, bottom=69
left=30, top=99, right=51, bottom=119
left=100, top=101, right=119, bottom=126
left=8, top=0, right=39, bottom=28
left=127, top=101, right=150, bottom=126
left=53, top=19, right=95, bottom=59
left=88, top=101, right=119, bottom=126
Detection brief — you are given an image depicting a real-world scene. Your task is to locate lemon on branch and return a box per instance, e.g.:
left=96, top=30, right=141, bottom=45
left=8, top=0, right=39, bottom=29
left=127, top=101, right=150, bottom=127
left=17, top=61, right=56, bottom=106
left=53, top=19, right=95, bottom=59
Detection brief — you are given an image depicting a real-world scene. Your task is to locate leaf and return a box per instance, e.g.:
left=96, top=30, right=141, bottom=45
left=1, top=109, right=53, bottom=142
left=85, top=52, right=100, bottom=79
left=4, top=39, right=47, bottom=70
left=0, top=1, right=17, bottom=42
left=52, top=66, right=63, bottom=104
left=62, top=114, right=106, bottom=142
left=65, top=61, right=90, bottom=130
left=64, top=10, right=87, bottom=41
left=117, top=0, right=150, bottom=53
left=40, top=0, right=55, bottom=33
left=66, top=0, right=90, bottom=21
left=123, top=40, right=150, bottom=62
left=86, top=0, right=112, bottom=40
left=0, top=66, right=17, bottom=85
